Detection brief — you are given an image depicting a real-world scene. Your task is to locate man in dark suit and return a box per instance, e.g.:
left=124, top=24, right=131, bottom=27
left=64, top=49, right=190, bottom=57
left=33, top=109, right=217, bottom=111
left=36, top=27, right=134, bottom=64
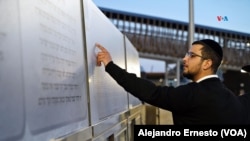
left=239, top=65, right=250, bottom=124
left=96, top=39, right=246, bottom=124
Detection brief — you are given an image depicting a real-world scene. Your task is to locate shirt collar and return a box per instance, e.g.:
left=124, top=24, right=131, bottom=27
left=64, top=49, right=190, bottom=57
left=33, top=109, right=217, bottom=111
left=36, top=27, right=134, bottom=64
left=196, top=75, right=218, bottom=83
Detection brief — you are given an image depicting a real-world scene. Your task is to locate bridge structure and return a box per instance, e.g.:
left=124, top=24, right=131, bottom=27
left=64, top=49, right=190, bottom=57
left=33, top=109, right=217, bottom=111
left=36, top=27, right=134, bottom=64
left=99, top=7, right=250, bottom=72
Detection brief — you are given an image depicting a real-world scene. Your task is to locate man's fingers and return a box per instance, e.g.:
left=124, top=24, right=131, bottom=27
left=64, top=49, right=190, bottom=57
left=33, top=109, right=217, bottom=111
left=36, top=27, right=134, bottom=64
left=95, top=43, right=107, bottom=52
left=96, top=53, right=102, bottom=66
left=96, top=52, right=106, bottom=66
left=95, top=43, right=111, bottom=67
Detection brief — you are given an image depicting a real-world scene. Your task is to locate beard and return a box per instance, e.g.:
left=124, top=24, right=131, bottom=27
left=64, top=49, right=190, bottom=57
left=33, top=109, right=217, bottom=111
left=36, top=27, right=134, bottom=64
left=183, top=71, right=193, bottom=80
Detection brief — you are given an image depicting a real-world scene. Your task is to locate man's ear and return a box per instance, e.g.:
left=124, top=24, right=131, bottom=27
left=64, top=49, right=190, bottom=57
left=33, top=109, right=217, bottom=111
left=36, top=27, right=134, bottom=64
left=203, top=59, right=212, bottom=70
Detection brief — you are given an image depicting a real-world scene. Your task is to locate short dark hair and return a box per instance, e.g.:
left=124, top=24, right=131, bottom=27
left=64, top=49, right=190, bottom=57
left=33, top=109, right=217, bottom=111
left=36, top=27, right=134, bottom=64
left=192, top=39, right=223, bottom=73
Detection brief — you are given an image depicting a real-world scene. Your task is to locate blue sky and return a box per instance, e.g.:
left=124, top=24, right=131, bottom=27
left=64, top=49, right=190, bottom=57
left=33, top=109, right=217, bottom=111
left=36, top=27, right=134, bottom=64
left=92, top=0, right=250, bottom=72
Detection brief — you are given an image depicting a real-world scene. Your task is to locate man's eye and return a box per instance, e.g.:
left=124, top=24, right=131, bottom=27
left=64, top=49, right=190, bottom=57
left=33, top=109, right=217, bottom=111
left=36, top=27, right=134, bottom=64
left=190, top=54, right=195, bottom=57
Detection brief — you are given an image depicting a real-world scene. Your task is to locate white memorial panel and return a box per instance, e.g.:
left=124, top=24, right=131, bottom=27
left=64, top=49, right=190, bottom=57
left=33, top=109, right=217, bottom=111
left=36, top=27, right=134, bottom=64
left=0, top=0, right=24, bottom=141
left=19, top=0, right=89, bottom=138
left=83, top=0, right=128, bottom=125
left=124, top=36, right=142, bottom=108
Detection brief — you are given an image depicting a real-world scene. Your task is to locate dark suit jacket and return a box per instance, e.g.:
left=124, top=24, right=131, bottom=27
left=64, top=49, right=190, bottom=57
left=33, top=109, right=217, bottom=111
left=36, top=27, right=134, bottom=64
left=239, top=93, right=250, bottom=124
left=105, top=61, right=247, bottom=124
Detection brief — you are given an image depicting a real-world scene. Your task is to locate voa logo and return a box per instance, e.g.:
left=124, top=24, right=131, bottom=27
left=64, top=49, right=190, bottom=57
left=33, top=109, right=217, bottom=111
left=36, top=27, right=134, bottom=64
left=217, top=16, right=228, bottom=21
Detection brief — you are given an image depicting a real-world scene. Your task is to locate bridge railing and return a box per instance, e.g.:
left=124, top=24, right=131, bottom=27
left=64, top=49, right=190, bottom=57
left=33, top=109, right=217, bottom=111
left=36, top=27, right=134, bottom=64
left=100, top=7, right=250, bottom=70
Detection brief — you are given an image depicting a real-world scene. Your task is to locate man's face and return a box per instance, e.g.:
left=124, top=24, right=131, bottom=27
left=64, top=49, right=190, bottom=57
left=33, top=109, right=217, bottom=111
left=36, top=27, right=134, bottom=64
left=182, top=44, right=205, bottom=80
